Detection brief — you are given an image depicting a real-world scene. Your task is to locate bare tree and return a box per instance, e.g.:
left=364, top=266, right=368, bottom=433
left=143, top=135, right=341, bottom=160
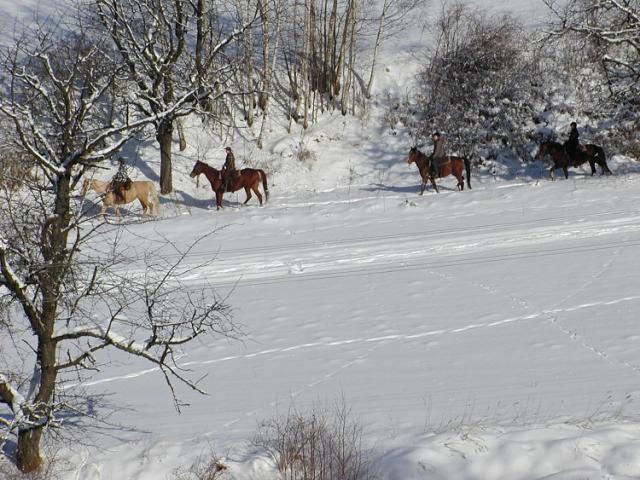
left=95, top=0, right=256, bottom=194
left=363, top=0, right=422, bottom=99
left=544, top=0, right=639, bottom=104
left=0, top=17, right=235, bottom=474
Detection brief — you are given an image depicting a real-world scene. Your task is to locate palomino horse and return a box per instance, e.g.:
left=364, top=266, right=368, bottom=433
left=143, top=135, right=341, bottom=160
left=81, top=177, right=159, bottom=216
left=100, top=181, right=159, bottom=216
left=406, top=146, right=471, bottom=194
left=80, top=178, right=110, bottom=196
left=190, top=160, right=269, bottom=210
left=536, top=140, right=612, bottom=179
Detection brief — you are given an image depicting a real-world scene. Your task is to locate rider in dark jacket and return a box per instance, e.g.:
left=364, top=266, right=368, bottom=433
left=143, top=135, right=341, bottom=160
left=221, top=147, right=237, bottom=193
left=429, top=132, right=446, bottom=178
left=564, top=122, right=580, bottom=162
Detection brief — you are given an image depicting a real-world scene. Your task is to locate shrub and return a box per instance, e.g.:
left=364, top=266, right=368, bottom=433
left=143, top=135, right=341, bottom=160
left=254, top=399, right=374, bottom=480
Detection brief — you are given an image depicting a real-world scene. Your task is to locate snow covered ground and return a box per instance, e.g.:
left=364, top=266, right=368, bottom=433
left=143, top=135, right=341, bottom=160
left=3, top=0, right=640, bottom=479
left=70, top=150, right=640, bottom=479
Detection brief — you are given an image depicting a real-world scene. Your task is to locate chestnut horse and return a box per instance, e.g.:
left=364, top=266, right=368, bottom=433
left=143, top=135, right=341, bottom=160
left=406, top=147, right=471, bottom=194
left=190, top=160, right=269, bottom=210
left=536, top=140, right=612, bottom=179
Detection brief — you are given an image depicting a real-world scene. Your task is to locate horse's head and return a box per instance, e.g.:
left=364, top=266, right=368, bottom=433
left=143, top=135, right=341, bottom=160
left=407, top=146, right=419, bottom=165
left=535, top=140, right=551, bottom=160
left=190, top=160, right=204, bottom=178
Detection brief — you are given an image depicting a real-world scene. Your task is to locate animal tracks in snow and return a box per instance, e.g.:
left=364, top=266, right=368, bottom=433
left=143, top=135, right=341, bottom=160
left=75, top=294, right=640, bottom=389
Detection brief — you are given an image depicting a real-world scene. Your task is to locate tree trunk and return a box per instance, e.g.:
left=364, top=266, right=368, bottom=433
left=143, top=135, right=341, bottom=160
left=177, top=119, right=187, bottom=151
left=16, top=428, right=44, bottom=473
left=366, top=0, right=388, bottom=99
left=15, top=172, right=70, bottom=473
left=158, top=120, right=174, bottom=194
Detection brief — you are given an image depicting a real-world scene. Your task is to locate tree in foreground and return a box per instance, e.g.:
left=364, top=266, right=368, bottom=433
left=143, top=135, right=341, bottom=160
left=0, top=15, right=236, bottom=474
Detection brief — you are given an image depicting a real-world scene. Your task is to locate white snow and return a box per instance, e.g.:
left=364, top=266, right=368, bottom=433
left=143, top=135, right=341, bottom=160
left=2, top=0, right=640, bottom=479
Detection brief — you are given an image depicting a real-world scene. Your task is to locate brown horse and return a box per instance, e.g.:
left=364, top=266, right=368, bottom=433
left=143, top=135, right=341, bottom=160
left=406, top=147, right=471, bottom=194
left=536, top=140, right=612, bottom=179
left=190, top=160, right=269, bottom=210
left=580, top=144, right=612, bottom=175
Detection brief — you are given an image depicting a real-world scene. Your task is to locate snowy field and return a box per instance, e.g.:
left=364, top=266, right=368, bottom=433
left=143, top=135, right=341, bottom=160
left=70, top=146, right=640, bottom=479
left=3, top=0, right=640, bottom=479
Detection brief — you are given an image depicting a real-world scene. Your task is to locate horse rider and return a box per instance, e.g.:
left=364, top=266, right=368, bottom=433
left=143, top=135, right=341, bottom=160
left=221, top=146, right=238, bottom=192
left=429, top=132, right=446, bottom=178
left=110, top=157, right=132, bottom=202
left=564, top=121, right=582, bottom=163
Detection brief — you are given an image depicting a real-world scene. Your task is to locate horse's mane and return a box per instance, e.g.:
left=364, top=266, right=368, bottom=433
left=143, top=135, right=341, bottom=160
left=197, top=160, right=219, bottom=172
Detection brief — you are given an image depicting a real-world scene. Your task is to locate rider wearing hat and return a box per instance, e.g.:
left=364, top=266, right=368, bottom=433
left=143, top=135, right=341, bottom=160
left=221, top=146, right=237, bottom=192
left=564, top=121, right=581, bottom=162
left=111, top=157, right=132, bottom=202
left=429, top=132, right=446, bottom=178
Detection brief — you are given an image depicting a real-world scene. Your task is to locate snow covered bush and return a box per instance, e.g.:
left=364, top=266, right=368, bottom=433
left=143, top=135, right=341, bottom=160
left=414, top=2, right=543, bottom=161
left=543, top=0, right=640, bottom=159
left=254, top=400, right=373, bottom=480
left=172, top=456, right=229, bottom=480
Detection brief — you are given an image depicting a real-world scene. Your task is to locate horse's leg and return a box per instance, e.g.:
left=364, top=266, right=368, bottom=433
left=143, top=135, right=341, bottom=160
left=563, top=165, right=568, bottom=179
left=216, top=190, right=223, bottom=210
left=243, top=186, right=252, bottom=205
left=429, top=175, right=439, bottom=193
left=419, top=181, right=425, bottom=195
left=455, top=167, right=464, bottom=191
left=138, top=196, right=148, bottom=215
left=549, top=166, right=555, bottom=180
left=253, top=184, right=263, bottom=205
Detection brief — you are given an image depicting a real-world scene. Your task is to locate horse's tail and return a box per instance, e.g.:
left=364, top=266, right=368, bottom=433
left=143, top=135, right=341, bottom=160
left=464, top=157, right=472, bottom=189
left=594, top=146, right=611, bottom=174
left=148, top=182, right=160, bottom=215
left=259, top=169, right=269, bottom=202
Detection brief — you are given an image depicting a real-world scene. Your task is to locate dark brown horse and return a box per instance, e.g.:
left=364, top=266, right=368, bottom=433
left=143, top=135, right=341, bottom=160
left=190, top=160, right=269, bottom=210
left=406, top=147, right=471, bottom=194
left=580, top=144, right=612, bottom=175
left=536, top=140, right=612, bottom=179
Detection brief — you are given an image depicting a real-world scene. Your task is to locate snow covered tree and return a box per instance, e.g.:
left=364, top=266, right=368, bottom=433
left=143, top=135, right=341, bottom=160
left=412, top=2, right=541, bottom=160
left=95, top=0, right=256, bottom=194
left=544, top=0, right=639, bottom=103
left=544, top=0, right=640, bottom=155
left=0, top=15, right=235, bottom=474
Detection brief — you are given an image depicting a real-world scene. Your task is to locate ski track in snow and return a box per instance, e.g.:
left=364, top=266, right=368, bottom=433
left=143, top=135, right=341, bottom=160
left=112, top=210, right=640, bottom=291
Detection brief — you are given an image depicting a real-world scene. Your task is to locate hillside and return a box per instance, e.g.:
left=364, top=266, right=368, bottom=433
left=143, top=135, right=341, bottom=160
left=2, top=0, right=640, bottom=479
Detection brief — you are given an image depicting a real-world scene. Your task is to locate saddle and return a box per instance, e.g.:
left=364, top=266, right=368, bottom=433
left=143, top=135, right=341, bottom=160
left=431, top=157, right=450, bottom=172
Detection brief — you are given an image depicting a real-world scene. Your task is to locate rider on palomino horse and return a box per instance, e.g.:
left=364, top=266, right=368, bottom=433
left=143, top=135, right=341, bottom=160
left=429, top=132, right=447, bottom=178
left=110, top=157, right=132, bottom=202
